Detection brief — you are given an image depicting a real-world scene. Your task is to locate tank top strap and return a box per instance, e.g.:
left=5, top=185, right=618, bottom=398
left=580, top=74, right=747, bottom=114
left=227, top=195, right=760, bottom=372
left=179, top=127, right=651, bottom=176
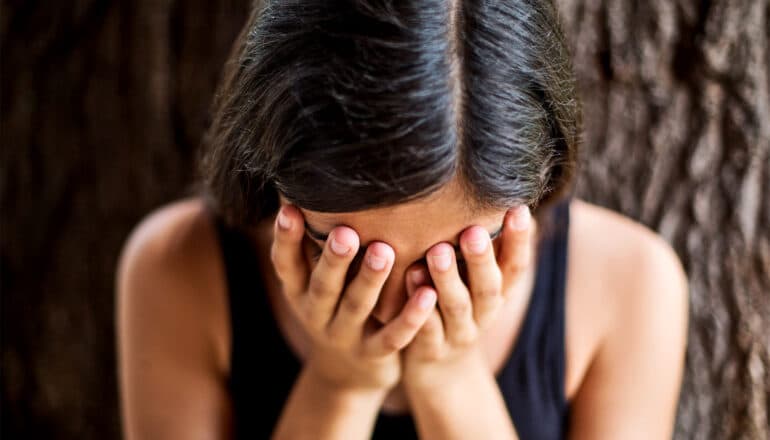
left=496, top=196, right=571, bottom=438
left=211, top=213, right=301, bottom=438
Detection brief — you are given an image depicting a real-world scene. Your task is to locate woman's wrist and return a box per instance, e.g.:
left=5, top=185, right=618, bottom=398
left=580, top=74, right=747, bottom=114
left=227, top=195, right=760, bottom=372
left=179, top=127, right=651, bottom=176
left=402, top=347, right=488, bottom=392
left=304, top=358, right=392, bottom=400
left=402, top=357, right=518, bottom=440
left=273, top=362, right=389, bottom=440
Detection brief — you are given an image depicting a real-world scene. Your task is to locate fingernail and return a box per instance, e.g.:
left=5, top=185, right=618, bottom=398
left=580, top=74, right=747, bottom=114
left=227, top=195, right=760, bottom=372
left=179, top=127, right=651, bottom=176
left=277, top=209, right=292, bottom=230
left=417, top=289, right=436, bottom=310
left=429, top=252, right=451, bottom=271
left=467, top=238, right=487, bottom=254
left=510, top=206, right=531, bottom=231
left=410, top=269, right=427, bottom=286
left=366, top=252, right=386, bottom=271
left=330, top=237, right=350, bottom=256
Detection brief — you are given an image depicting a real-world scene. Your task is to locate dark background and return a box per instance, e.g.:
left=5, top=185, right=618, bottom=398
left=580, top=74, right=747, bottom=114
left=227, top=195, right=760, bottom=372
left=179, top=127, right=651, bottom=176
left=2, top=0, right=768, bottom=438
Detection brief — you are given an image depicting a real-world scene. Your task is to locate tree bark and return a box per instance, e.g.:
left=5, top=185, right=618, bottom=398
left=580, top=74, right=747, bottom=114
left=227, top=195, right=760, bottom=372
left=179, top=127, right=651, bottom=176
left=1, top=1, right=250, bottom=438
left=556, top=1, right=770, bottom=437
left=1, top=0, right=767, bottom=438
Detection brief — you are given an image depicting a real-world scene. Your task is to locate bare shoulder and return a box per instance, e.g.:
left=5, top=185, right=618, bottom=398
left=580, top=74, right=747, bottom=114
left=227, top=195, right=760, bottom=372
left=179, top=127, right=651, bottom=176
left=568, top=198, right=689, bottom=301
left=116, top=195, right=230, bottom=381
left=564, top=198, right=689, bottom=399
left=116, top=196, right=234, bottom=438
left=118, top=197, right=219, bottom=269
left=564, top=201, right=689, bottom=436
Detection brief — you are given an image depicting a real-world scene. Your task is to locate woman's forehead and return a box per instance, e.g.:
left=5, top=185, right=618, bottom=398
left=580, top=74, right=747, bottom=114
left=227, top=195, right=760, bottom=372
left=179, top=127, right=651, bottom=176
left=279, top=178, right=510, bottom=246
left=303, top=211, right=504, bottom=236
left=299, top=206, right=507, bottom=268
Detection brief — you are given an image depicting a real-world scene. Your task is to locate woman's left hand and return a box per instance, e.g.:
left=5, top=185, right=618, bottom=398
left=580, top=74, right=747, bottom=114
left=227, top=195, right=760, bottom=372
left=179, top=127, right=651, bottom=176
left=401, top=205, right=535, bottom=389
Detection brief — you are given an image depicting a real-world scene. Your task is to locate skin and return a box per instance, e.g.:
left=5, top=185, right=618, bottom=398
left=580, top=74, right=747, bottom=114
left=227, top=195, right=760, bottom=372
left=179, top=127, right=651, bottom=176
left=117, top=180, right=689, bottom=439
left=266, top=177, right=535, bottom=439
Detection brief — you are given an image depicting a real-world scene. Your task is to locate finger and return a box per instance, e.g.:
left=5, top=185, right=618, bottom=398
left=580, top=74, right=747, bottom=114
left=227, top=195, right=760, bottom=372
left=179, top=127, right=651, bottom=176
left=405, top=265, right=430, bottom=298
left=426, top=243, right=477, bottom=346
left=460, top=225, right=504, bottom=329
left=409, top=296, right=445, bottom=361
left=304, top=225, right=360, bottom=330
left=327, top=242, right=394, bottom=342
left=497, top=205, right=535, bottom=301
left=363, top=288, right=436, bottom=358
left=270, top=205, right=310, bottom=301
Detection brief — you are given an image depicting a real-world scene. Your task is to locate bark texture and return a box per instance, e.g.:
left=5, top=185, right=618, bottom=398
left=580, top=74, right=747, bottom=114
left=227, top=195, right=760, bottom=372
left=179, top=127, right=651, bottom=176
left=1, top=0, right=767, bottom=438
left=556, top=1, right=770, bottom=437
left=1, top=1, right=250, bottom=438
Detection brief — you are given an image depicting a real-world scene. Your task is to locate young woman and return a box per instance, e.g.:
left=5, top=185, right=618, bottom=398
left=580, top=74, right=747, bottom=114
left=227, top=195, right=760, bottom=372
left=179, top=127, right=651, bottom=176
left=116, top=1, right=689, bottom=438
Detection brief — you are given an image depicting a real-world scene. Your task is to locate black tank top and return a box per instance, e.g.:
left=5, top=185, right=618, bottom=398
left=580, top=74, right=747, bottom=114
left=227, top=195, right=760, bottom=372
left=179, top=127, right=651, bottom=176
left=213, top=198, right=572, bottom=439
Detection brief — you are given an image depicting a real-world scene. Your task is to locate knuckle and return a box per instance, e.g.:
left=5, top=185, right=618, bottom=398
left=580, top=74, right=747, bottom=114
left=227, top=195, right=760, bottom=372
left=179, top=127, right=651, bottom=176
left=476, top=307, right=501, bottom=330
left=307, top=273, right=336, bottom=299
left=271, top=259, right=288, bottom=279
left=403, top=311, right=426, bottom=328
left=419, top=316, right=442, bottom=338
left=464, top=249, right=489, bottom=265
left=508, top=259, right=525, bottom=274
left=270, top=245, right=286, bottom=272
left=507, top=249, right=530, bottom=274
left=298, top=302, right=316, bottom=324
left=324, top=326, right=347, bottom=347
left=284, top=295, right=303, bottom=317
left=490, top=270, right=504, bottom=287
left=421, top=346, right=443, bottom=362
left=341, top=292, right=373, bottom=316
left=442, top=299, right=470, bottom=318
left=381, top=332, right=405, bottom=352
left=452, top=328, right=478, bottom=347
left=269, top=243, right=279, bottom=263
left=474, top=283, right=501, bottom=301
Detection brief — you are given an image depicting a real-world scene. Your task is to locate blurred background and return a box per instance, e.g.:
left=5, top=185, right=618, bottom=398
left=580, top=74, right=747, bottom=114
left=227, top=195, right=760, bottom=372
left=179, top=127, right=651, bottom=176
left=1, top=0, right=768, bottom=438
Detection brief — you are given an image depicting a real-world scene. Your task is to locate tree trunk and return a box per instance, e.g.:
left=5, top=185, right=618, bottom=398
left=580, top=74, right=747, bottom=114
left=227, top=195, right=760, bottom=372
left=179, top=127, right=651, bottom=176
left=1, top=1, right=250, bottom=438
left=1, top=0, right=767, bottom=438
left=556, top=0, right=770, bottom=438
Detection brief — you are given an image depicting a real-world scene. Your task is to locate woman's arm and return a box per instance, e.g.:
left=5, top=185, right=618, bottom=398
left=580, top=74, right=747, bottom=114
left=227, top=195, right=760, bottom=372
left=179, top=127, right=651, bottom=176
left=272, top=363, right=387, bottom=439
left=567, top=232, right=689, bottom=439
left=406, top=232, right=688, bottom=440
left=405, top=355, right=518, bottom=440
left=268, top=201, right=439, bottom=438
left=117, top=201, right=400, bottom=439
left=116, top=203, right=234, bottom=439
left=398, top=207, right=534, bottom=439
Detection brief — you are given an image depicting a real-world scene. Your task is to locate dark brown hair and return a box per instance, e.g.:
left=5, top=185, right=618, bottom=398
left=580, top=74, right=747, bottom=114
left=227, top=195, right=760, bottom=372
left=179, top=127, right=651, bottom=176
left=195, top=0, right=582, bottom=237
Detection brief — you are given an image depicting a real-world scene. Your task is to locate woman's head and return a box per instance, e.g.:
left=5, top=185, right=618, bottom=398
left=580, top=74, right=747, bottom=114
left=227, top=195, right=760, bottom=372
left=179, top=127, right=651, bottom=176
left=290, top=176, right=521, bottom=322
left=197, top=0, right=581, bottom=230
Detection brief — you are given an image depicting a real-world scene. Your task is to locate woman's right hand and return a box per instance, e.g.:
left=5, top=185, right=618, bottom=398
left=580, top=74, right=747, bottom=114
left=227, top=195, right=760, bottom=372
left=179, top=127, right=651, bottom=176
left=269, top=204, right=437, bottom=392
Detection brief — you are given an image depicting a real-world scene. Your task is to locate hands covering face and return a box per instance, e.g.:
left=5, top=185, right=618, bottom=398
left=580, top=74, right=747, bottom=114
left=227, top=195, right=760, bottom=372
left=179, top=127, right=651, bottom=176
left=270, top=204, right=535, bottom=391
left=400, top=206, right=535, bottom=386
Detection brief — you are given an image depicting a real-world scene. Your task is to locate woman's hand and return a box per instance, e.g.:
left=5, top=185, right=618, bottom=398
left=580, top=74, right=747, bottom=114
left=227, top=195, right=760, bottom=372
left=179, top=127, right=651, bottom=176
left=400, top=206, right=536, bottom=389
left=270, top=204, right=438, bottom=392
